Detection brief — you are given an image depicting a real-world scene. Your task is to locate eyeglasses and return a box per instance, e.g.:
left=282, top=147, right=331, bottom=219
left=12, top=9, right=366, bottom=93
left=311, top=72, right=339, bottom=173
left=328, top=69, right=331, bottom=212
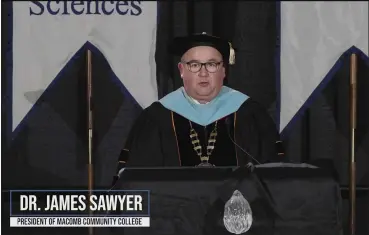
left=182, top=61, right=223, bottom=73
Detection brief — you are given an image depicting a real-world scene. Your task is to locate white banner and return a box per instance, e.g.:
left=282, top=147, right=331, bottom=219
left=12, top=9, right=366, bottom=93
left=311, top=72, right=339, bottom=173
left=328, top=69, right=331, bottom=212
left=12, top=1, right=158, bottom=131
left=280, top=2, right=368, bottom=132
left=10, top=216, right=150, bottom=227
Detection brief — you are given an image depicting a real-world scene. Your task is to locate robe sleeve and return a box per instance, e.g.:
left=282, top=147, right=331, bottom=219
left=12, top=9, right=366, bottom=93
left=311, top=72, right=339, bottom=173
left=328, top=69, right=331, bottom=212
left=237, top=100, right=286, bottom=164
left=112, top=108, right=165, bottom=184
left=252, top=102, right=286, bottom=162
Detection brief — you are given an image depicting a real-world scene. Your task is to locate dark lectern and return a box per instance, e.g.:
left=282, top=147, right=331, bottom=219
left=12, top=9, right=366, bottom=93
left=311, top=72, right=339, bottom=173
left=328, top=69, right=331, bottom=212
left=110, top=164, right=343, bottom=235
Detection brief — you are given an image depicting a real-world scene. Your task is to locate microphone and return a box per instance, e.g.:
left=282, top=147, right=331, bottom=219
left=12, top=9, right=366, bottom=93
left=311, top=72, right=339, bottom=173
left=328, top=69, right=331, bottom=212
left=224, top=117, right=261, bottom=167
left=110, top=167, right=126, bottom=191
left=105, top=168, right=127, bottom=218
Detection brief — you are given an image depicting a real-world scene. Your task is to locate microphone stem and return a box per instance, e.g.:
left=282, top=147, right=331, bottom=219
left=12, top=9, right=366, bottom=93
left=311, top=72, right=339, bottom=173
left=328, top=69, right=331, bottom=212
left=225, top=118, right=261, bottom=165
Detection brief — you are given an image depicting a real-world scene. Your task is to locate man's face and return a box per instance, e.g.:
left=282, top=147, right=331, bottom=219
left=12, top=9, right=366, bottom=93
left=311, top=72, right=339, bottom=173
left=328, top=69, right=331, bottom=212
left=178, top=46, right=226, bottom=103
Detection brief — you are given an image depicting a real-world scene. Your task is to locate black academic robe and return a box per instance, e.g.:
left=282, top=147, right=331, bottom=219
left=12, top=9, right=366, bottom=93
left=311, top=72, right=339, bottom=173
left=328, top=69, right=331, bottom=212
left=115, top=98, right=285, bottom=172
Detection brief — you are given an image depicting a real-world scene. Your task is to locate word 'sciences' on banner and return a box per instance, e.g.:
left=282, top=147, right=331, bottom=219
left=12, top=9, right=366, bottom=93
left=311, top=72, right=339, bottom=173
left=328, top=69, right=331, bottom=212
left=12, top=1, right=158, bottom=132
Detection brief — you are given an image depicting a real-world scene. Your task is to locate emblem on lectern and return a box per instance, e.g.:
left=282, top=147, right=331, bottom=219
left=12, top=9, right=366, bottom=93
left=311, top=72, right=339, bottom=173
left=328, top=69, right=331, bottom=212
left=223, top=190, right=253, bottom=234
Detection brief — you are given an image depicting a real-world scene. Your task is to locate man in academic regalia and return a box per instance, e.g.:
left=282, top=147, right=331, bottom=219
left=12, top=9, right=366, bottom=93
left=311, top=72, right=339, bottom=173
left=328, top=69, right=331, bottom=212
left=114, top=33, right=285, bottom=174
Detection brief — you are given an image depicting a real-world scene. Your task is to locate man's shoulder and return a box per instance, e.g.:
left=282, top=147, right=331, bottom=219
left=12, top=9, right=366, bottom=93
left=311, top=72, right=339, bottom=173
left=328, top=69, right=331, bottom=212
left=144, top=101, right=170, bottom=113
left=237, top=97, right=272, bottom=116
left=238, top=97, right=262, bottom=109
left=139, top=101, right=172, bottom=121
left=237, top=98, right=277, bottom=124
